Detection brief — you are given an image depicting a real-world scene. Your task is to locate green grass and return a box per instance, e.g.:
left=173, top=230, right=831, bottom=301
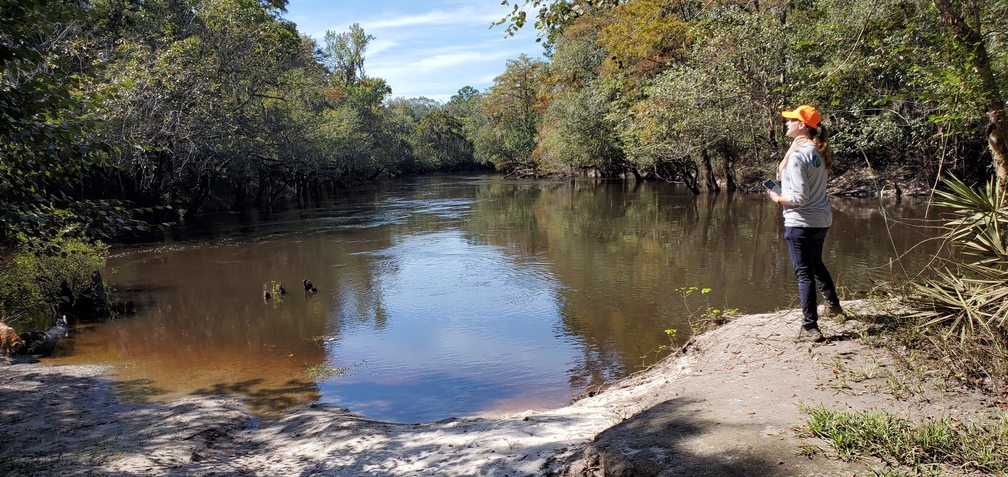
left=800, top=404, right=1008, bottom=474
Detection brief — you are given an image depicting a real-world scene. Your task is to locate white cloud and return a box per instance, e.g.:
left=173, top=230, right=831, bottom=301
left=411, top=48, right=516, bottom=70
left=363, top=8, right=501, bottom=29
left=475, top=72, right=500, bottom=85
left=285, top=0, right=543, bottom=99
left=366, top=38, right=397, bottom=56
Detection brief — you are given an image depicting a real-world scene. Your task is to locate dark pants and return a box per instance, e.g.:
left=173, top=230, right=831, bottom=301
left=784, top=226, right=839, bottom=328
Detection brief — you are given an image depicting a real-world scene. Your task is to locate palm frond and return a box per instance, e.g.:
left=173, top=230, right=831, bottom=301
left=909, top=175, right=1008, bottom=345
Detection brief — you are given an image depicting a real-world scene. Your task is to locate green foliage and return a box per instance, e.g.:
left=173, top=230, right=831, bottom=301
left=267, top=280, right=285, bottom=304
left=637, top=285, right=736, bottom=367
left=675, top=286, right=738, bottom=334
left=82, top=1, right=483, bottom=211
left=486, top=0, right=1007, bottom=187
left=801, top=404, right=1008, bottom=474
left=323, top=23, right=374, bottom=86
left=6, top=0, right=1007, bottom=232
left=0, top=0, right=143, bottom=252
left=536, top=32, right=625, bottom=176
left=595, top=0, right=692, bottom=77
left=473, top=55, right=548, bottom=173
left=783, top=0, right=956, bottom=175
left=910, top=176, right=1007, bottom=337
left=538, top=80, right=625, bottom=175
left=412, top=110, right=476, bottom=171
left=0, top=238, right=108, bottom=329
left=909, top=176, right=1007, bottom=377
left=639, top=328, right=677, bottom=368
left=98, top=0, right=307, bottom=213
left=449, top=86, right=480, bottom=107
left=493, top=0, right=618, bottom=40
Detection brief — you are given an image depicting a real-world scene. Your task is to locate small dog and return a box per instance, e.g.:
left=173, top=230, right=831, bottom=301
left=0, top=322, right=24, bottom=356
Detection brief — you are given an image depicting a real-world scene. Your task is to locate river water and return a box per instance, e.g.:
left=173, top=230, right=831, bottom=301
left=49, top=175, right=943, bottom=423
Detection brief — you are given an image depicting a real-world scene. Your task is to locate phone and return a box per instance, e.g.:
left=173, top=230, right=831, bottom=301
left=764, top=179, right=781, bottom=195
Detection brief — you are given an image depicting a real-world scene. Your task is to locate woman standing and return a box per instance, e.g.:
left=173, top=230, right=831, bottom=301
left=767, top=105, right=842, bottom=342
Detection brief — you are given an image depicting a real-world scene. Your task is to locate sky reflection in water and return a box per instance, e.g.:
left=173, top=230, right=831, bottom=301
left=51, top=176, right=941, bottom=423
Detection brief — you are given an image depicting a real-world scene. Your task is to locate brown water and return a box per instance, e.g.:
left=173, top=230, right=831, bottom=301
left=48, top=175, right=941, bottom=423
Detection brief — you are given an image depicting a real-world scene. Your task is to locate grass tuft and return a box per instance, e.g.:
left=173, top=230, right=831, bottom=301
left=800, top=404, right=1008, bottom=474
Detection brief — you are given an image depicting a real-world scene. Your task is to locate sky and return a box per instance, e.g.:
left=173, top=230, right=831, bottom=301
left=282, top=0, right=546, bottom=103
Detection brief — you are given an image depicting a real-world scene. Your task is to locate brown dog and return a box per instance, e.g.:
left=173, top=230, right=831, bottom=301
left=0, top=322, right=24, bottom=355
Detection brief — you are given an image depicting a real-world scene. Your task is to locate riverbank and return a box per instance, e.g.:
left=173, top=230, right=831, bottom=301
left=2, top=300, right=1002, bottom=476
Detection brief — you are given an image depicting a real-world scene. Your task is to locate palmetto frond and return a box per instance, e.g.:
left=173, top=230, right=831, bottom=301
left=910, top=176, right=1008, bottom=343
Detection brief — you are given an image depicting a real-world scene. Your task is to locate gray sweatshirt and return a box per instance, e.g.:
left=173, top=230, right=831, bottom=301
left=780, top=143, right=832, bottom=228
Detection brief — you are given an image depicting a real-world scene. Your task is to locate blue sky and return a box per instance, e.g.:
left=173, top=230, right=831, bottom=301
left=282, top=1, right=546, bottom=103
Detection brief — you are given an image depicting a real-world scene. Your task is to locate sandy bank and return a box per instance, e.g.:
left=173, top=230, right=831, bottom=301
left=1, top=301, right=1000, bottom=476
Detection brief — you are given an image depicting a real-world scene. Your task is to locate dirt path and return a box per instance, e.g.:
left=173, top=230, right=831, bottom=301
left=1, top=301, right=1000, bottom=476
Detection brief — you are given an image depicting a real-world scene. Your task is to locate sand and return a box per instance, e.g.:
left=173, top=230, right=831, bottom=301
left=1, top=300, right=1002, bottom=476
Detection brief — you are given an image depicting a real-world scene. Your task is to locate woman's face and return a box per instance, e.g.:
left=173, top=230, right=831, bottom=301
left=785, top=118, right=807, bottom=138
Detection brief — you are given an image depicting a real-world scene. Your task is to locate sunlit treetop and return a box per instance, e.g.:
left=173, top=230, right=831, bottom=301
left=493, top=0, right=620, bottom=40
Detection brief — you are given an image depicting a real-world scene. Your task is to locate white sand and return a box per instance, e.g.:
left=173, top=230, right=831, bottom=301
left=2, top=301, right=1001, bottom=476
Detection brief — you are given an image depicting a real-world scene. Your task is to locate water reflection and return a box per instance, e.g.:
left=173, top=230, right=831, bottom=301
left=49, top=176, right=942, bottom=423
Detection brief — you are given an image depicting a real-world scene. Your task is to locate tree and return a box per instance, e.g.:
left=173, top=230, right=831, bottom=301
left=594, top=0, right=693, bottom=78
left=0, top=0, right=137, bottom=252
left=97, top=0, right=305, bottom=216
left=474, top=55, right=548, bottom=173
left=932, top=0, right=1008, bottom=188
left=450, top=86, right=480, bottom=106
left=323, top=23, right=374, bottom=87
left=493, top=0, right=619, bottom=39
left=412, top=110, right=475, bottom=171
left=446, top=86, right=483, bottom=125
left=535, top=31, right=625, bottom=177
left=388, top=96, right=442, bottom=123
left=0, top=0, right=143, bottom=326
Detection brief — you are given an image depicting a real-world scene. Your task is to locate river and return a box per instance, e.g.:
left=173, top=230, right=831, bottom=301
left=48, top=175, right=943, bottom=423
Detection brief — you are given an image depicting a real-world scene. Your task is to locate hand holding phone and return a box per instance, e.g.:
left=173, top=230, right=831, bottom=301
left=764, top=179, right=781, bottom=195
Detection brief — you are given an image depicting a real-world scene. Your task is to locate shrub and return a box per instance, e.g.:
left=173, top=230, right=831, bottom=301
left=908, top=176, right=1008, bottom=383
left=0, top=238, right=108, bottom=331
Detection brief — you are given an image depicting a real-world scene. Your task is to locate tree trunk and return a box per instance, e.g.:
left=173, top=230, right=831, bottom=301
left=255, top=169, right=267, bottom=208
left=702, top=148, right=720, bottom=193
left=232, top=181, right=247, bottom=211
left=184, top=174, right=215, bottom=220
left=933, top=0, right=1008, bottom=188
left=628, top=166, right=642, bottom=182
left=676, top=157, right=701, bottom=195
left=60, top=271, right=110, bottom=321
left=720, top=140, right=739, bottom=193
left=20, top=315, right=69, bottom=357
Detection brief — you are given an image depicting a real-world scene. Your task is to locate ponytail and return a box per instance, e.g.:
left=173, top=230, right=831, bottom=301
left=809, top=125, right=834, bottom=170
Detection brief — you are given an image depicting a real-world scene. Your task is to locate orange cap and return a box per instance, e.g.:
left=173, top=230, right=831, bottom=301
left=781, top=105, right=821, bottom=129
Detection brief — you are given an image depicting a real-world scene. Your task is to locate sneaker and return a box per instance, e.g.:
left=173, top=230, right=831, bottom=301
left=798, top=325, right=825, bottom=343
left=820, top=302, right=844, bottom=318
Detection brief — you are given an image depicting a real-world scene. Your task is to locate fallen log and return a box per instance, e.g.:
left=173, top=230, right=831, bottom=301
left=20, top=315, right=69, bottom=357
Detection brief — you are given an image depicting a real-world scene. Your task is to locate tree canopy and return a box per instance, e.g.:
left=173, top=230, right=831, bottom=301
left=4, top=0, right=1008, bottom=255
left=487, top=0, right=1008, bottom=191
